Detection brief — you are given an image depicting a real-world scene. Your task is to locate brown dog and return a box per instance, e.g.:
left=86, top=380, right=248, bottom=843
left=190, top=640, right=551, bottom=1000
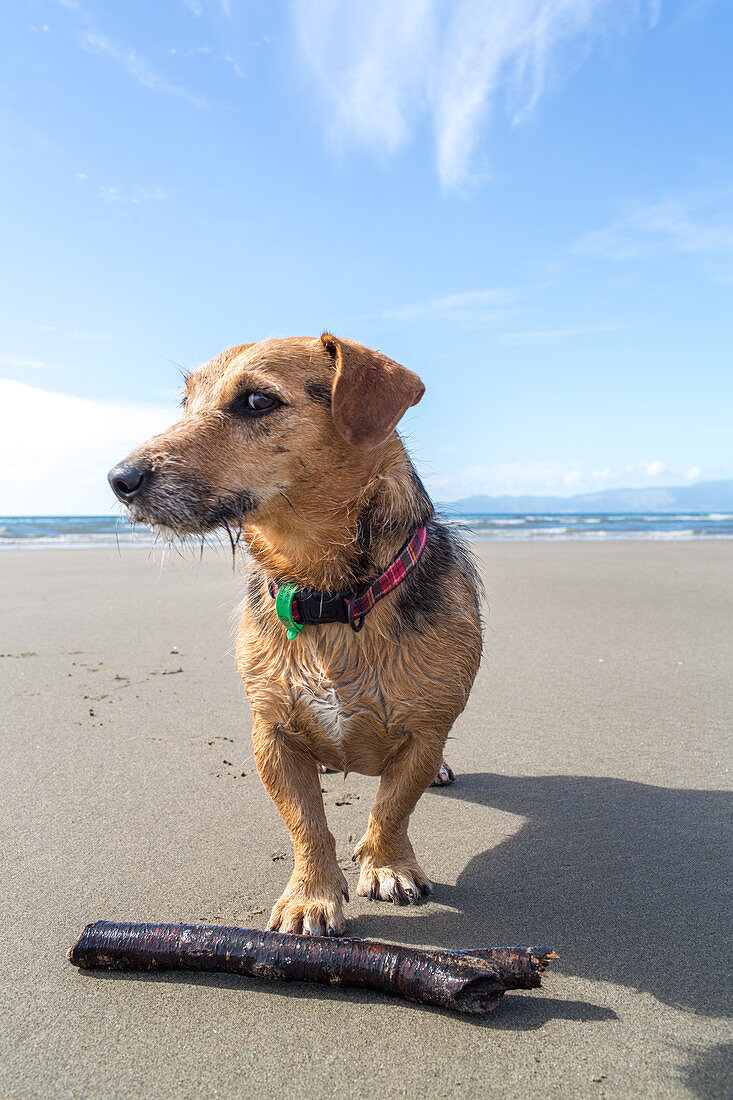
left=109, top=335, right=482, bottom=936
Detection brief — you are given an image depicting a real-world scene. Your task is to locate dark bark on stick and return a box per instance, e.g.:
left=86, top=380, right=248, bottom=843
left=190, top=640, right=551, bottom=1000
left=68, top=921, right=555, bottom=1015
left=455, top=947, right=557, bottom=991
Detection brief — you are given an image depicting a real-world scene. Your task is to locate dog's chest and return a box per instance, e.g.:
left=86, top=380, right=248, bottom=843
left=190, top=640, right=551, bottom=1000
left=291, top=665, right=391, bottom=775
left=302, top=681, right=349, bottom=745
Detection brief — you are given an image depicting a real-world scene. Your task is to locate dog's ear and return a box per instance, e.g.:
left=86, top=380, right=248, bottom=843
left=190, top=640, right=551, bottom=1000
left=320, top=333, right=425, bottom=450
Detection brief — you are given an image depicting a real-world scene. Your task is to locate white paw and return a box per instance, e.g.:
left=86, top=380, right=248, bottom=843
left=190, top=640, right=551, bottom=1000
left=431, top=761, right=455, bottom=787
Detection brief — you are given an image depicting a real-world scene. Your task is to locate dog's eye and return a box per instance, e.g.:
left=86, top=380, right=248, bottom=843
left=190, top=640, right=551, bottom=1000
left=227, top=392, right=281, bottom=418
left=249, top=393, right=277, bottom=411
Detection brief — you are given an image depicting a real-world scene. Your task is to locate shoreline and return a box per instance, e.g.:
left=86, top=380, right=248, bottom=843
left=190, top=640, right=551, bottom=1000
left=3, top=511, right=733, bottom=552
left=2, top=531, right=733, bottom=550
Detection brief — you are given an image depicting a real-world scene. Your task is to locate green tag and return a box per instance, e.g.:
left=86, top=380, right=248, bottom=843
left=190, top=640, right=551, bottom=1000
left=275, top=583, right=304, bottom=640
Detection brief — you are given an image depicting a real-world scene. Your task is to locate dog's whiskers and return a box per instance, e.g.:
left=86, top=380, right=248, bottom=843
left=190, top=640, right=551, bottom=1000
left=278, top=490, right=302, bottom=518
left=223, top=521, right=238, bottom=571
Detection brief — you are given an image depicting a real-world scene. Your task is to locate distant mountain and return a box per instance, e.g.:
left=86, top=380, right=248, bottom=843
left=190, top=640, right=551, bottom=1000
left=441, top=479, right=733, bottom=515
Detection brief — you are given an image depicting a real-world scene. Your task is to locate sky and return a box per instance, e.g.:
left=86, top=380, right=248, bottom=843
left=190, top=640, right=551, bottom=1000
left=1, top=0, right=732, bottom=514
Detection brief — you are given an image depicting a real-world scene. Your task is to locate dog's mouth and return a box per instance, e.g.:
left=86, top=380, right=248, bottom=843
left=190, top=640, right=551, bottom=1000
left=131, top=494, right=258, bottom=539
left=109, top=462, right=259, bottom=541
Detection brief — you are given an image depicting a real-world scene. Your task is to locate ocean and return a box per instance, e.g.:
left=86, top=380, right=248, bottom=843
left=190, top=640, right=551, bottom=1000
left=1, top=512, right=732, bottom=549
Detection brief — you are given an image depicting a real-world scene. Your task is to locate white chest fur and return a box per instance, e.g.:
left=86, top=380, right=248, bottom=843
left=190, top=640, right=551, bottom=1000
left=303, top=683, right=349, bottom=746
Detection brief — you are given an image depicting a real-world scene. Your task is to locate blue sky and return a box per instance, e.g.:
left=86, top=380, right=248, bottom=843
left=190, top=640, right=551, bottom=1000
left=1, top=0, right=732, bottom=514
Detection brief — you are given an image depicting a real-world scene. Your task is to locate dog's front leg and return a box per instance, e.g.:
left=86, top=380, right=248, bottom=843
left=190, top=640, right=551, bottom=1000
left=252, top=717, right=349, bottom=936
left=354, top=731, right=441, bottom=905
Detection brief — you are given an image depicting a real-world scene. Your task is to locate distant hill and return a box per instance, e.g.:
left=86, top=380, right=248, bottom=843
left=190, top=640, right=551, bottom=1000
left=441, top=479, right=733, bottom=515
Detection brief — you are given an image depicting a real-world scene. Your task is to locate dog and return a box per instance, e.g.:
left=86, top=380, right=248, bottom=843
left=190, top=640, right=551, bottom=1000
left=108, top=334, right=482, bottom=936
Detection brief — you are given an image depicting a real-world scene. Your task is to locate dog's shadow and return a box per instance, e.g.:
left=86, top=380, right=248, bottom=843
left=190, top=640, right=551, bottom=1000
left=348, top=772, right=732, bottom=1020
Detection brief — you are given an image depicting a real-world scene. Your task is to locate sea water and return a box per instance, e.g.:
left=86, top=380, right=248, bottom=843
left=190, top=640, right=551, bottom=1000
left=1, top=512, right=732, bottom=548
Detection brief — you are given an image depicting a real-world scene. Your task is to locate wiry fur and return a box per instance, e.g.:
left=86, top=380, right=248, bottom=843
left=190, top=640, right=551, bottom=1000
left=110, top=335, right=483, bottom=936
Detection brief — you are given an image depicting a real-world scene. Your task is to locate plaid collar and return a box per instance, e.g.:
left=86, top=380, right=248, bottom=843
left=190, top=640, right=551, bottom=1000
left=268, top=525, right=428, bottom=638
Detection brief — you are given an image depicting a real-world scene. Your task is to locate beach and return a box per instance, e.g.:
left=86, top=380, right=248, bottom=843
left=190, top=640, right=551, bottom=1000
left=1, top=540, right=731, bottom=1098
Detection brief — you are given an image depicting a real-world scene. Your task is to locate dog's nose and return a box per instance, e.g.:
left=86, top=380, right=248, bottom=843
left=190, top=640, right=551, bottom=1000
left=108, top=461, right=150, bottom=503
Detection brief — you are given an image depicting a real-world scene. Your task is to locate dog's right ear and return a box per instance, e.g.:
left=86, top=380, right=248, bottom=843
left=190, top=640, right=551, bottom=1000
left=321, top=333, right=424, bottom=450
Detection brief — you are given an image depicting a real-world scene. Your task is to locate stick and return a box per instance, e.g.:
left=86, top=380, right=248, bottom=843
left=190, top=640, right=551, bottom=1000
left=68, top=921, right=556, bottom=1015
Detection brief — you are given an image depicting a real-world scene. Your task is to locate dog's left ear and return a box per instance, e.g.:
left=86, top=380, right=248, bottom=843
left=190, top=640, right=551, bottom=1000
left=321, top=333, right=425, bottom=450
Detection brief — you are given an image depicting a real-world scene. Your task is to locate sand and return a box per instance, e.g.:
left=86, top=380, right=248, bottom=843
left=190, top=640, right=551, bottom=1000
left=1, top=541, right=731, bottom=1099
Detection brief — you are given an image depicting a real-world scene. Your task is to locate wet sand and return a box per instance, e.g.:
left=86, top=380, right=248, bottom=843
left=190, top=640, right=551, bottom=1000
left=1, top=541, right=731, bottom=1098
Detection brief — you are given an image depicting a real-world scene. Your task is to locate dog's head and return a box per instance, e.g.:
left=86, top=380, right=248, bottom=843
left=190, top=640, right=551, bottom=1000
left=108, top=334, right=424, bottom=537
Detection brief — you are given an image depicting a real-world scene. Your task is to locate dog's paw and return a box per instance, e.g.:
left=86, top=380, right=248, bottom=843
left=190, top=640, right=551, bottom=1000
left=268, top=873, right=348, bottom=937
left=269, top=896, right=345, bottom=937
left=356, top=861, right=433, bottom=905
left=431, top=760, right=455, bottom=787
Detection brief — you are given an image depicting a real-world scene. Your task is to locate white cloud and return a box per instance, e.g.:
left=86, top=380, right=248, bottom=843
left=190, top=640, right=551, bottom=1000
left=423, top=459, right=711, bottom=500
left=381, top=287, right=515, bottom=322
left=177, top=0, right=235, bottom=17
left=0, top=380, right=175, bottom=515
left=291, top=0, right=659, bottom=188
left=0, top=354, right=45, bottom=370
left=50, top=3, right=207, bottom=106
left=165, top=46, right=212, bottom=57
left=39, top=325, right=107, bottom=341
left=80, top=31, right=207, bottom=107
left=496, top=322, right=623, bottom=345
left=98, top=184, right=170, bottom=204
left=574, top=189, right=733, bottom=261
left=223, top=53, right=245, bottom=78
left=166, top=39, right=243, bottom=78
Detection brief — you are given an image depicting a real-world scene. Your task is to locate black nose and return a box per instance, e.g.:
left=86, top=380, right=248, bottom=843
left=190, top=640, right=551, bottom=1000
left=108, top=461, right=150, bottom=503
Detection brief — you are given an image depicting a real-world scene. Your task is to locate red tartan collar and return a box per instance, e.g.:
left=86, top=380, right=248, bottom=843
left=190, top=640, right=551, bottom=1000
left=268, top=525, right=428, bottom=637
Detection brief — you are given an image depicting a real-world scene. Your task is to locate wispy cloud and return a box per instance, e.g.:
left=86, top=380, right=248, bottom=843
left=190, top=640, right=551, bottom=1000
left=51, top=2, right=207, bottom=107
left=424, top=459, right=710, bottom=501
left=574, top=189, right=733, bottom=261
left=39, top=325, right=107, bottom=341
left=165, top=45, right=212, bottom=57
left=380, top=287, right=515, bottom=323
left=291, top=0, right=660, bottom=189
left=223, top=53, right=245, bottom=78
left=80, top=31, right=207, bottom=107
left=98, top=184, right=170, bottom=204
left=178, top=0, right=233, bottom=16
left=0, top=354, right=46, bottom=370
left=165, top=38, right=244, bottom=78
left=496, top=321, right=624, bottom=345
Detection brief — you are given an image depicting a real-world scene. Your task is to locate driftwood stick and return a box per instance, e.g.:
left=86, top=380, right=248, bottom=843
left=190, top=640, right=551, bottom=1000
left=455, top=947, right=557, bottom=990
left=68, top=921, right=555, bottom=1015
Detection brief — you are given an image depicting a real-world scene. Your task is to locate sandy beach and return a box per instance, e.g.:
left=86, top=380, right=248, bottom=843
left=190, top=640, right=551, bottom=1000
left=1, top=540, right=731, bottom=1099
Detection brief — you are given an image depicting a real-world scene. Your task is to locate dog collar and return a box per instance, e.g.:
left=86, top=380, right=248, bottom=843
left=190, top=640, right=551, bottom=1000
left=269, top=526, right=428, bottom=639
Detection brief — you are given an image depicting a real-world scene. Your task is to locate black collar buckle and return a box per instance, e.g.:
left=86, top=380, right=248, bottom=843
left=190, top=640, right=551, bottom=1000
left=297, top=589, right=350, bottom=626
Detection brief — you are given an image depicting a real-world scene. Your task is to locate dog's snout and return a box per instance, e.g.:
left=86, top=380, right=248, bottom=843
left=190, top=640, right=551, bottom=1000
left=108, top=461, right=150, bottom=503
